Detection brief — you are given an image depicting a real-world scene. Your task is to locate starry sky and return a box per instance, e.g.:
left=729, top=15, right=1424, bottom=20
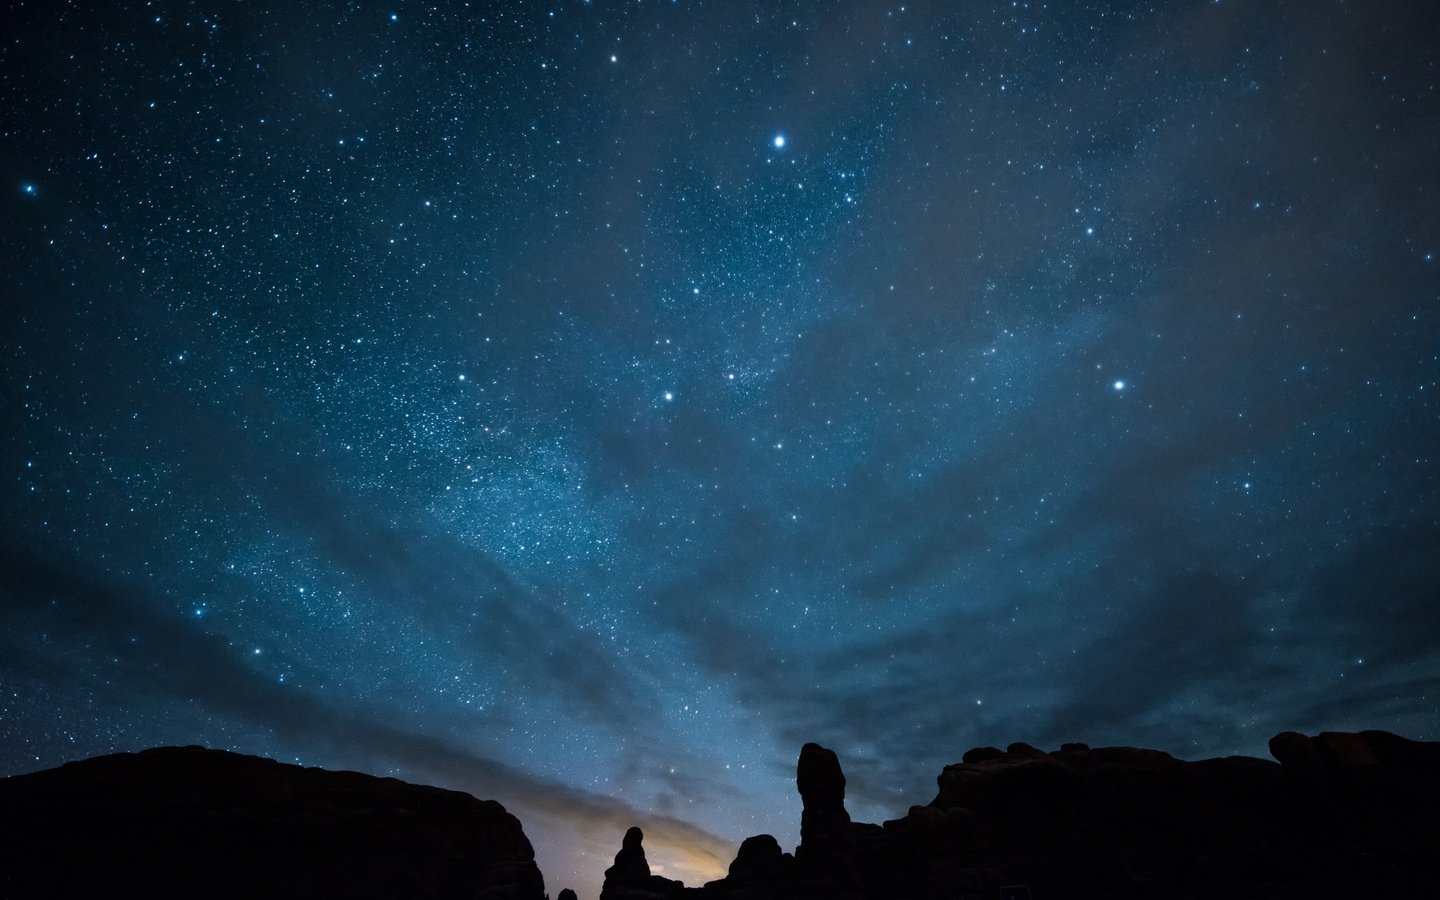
left=3, top=1, right=1438, bottom=897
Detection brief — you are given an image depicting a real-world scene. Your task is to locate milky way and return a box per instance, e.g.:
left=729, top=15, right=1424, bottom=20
left=3, top=3, right=1438, bottom=897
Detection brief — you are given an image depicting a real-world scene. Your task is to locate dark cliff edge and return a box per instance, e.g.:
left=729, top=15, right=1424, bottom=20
left=600, top=730, right=1440, bottom=900
left=0, top=745, right=545, bottom=900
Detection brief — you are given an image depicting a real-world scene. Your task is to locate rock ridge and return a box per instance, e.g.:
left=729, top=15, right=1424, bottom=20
left=0, top=745, right=546, bottom=900
left=597, top=729, right=1440, bottom=900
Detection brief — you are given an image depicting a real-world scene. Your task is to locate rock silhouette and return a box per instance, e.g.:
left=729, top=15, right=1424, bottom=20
left=725, top=834, right=793, bottom=888
left=599, top=729, right=1439, bottom=899
left=0, top=745, right=544, bottom=900
left=4, top=730, right=1436, bottom=899
left=792, top=741, right=862, bottom=897
left=794, top=742, right=849, bottom=855
left=600, top=825, right=687, bottom=900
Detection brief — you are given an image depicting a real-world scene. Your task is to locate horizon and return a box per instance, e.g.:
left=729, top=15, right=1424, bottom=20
left=3, top=3, right=1438, bottom=899
left=5, top=725, right=1408, bottom=896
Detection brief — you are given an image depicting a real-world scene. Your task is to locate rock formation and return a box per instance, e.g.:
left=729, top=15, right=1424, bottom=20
left=792, top=741, right=861, bottom=897
left=794, top=742, right=850, bottom=855
left=724, top=834, right=793, bottom=888
left=6, top=730, right=1437, bottom=900
left=902, top=729, right=1440, bottom=898
left=0, top=745, right=545, bottom=900
left=600, top=825, right=687, bottom=900
left=600, top=729, right=1439, bottom=900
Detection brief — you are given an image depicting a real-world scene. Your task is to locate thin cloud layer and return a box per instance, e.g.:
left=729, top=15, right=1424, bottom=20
left=3, top=3, right=1438, bottom=899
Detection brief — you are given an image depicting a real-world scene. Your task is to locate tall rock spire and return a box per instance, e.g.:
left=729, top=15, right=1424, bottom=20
left=794, top=742, right=862, bottom=897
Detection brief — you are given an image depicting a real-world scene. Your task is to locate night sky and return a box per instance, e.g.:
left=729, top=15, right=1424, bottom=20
left=3, top=1, right=1438, bottom=896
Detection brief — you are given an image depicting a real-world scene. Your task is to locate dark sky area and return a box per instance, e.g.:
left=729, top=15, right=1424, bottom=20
left=3, top=2, right=1438, bottom=897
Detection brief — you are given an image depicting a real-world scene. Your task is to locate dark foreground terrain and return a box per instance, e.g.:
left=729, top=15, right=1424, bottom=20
left=604, top=729, right=1440, bottom=900
left=2, top=730, right=1437, bottom=899
left=0, top=745, right=545, bottom=900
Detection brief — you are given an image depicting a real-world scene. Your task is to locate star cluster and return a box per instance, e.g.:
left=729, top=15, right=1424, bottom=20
left=3, top=3, right=1438, bottom=898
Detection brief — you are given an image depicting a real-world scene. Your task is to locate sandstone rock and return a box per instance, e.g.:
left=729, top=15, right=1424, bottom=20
left=934, top=764, right=994, bottom=812
left=599, top=825, right=685, bottom=900
left=724, top=833, right=793, bottom=887
left=1360, top=729, right=1440, bottom=769
left=961, top=746, right=1004, bottom=764
left=793, top=742, right=862, bottom=897
left=1316, top=730, right=1381, bottom=767
left=1078, top=745, right=1175, bottom=768
left=905, top=804, right=949, bottom=833
left=708, top=731, right=1440, bottom=898
left=0, top=746, right=545, bottom=900
left=795, top=742, right=850, bottom=859
left=706, top=732, right=1437, bottom=898
left=20, top=731, right=1433, bottom=900
left=795, top=743, right=846, bottom=808
left=942, top=806, right=978, bottom=830
left=604, top=826, right=651, bottom=885
left=1269, top=729, right=1327, bottom=776
left=915, top=731, right=1434, bottom=898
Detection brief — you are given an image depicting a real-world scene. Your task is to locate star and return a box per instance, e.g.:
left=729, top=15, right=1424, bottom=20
left=1, top=5, right=1434, bottom=898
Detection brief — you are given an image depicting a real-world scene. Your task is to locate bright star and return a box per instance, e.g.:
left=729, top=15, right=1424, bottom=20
left=1113, top=380, right=1126, bottom=391
left=663, top=391, right=674, bottom=402
left=21, top=183, right=37, bottom=196
left=772, top=134, right=786, bottom=149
